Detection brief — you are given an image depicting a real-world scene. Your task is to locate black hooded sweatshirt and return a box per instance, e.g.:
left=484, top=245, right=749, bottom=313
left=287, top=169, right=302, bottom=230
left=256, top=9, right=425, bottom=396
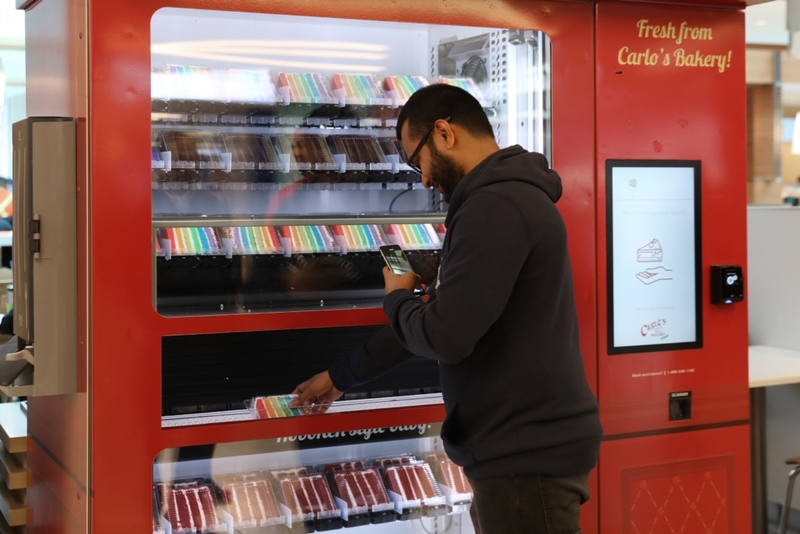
left=329, top=145, right=603, bottom=479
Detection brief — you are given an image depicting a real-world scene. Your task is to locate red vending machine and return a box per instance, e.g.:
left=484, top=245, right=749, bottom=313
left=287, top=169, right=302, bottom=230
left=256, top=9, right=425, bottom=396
left=594, top=4, right=751, bottom=534
left=15, top=0, right=751, bottom=532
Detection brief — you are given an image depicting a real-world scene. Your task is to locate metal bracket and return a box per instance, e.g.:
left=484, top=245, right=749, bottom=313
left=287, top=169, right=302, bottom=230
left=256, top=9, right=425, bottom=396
left=6, top=346, right=34, bottom=365
left=30, top=215, right=41, bottom=258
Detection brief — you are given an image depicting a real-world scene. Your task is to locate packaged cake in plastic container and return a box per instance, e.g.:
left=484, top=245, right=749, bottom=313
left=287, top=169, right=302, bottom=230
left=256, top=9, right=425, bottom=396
left=437, top=76, right=490, bottom=107
left=322, top=460, right=367, bottom=473
left=383, top=75, right=430, bottom=107
left=277, top=72, right=337, bottom=105
left=384, top=223, right=442, bottom=250
left=272, top=472, right=343, bottom=531
left=221, top=478, right=286, bottom=530
left=331, top=73, right=391, bottom=106
left=383, top=462, right=448, bottom=519
left=326, top=135, right=392, bottom=172
left=370, top=455, right=416, bottom=470
left=271, top=133, right=338, bottom=172
left=270, top=466, right=310, bottom=480
left=328, top=466, right=396, bottom=526
left=425, top=452, right=473, bottom=513
left=247, top=395, right=306, bottom=419
left=156, top=479, right=227, bottom=534
left=330, top=224, right=389, bottom=254
left=382, top=462, right=448, bottom=519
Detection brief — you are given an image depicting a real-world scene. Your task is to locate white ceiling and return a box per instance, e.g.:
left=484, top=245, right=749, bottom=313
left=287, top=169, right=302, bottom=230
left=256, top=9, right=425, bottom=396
left=747, top=0, right=789, bottom=45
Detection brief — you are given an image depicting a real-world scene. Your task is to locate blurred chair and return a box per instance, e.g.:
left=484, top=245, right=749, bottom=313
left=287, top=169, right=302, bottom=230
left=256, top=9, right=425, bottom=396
left=779, top=457, right=800, bottom=534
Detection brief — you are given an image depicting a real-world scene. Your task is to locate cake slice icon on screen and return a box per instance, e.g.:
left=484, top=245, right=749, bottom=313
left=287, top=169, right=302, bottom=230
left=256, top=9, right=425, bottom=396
left=636, top=238, right=663, bottom=263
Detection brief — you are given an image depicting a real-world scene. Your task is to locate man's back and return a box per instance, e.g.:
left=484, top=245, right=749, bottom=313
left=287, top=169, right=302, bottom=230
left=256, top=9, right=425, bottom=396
left=430, top=150, right=601, bottom=479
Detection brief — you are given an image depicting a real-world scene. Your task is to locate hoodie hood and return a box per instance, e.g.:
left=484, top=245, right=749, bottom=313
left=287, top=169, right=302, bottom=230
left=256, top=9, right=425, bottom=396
left=445, top=145, right=562, bottom=227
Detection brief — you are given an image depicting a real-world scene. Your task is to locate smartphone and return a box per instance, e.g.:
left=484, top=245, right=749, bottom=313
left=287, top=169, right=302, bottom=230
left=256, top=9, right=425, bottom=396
left=379, top=244, right=415, bottom=275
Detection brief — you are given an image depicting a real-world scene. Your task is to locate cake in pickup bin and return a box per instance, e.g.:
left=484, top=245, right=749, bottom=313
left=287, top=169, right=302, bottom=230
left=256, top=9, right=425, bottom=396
left=381, top=462, right=447, bottom=519
left=425, top=452, right=473, bottom=513
left=221, top=479, right=285, bottom=530
left=329, top=467, right=396, bottom=526
left=323, top=460, right=366, bottom=473
left=157, top=480, right=226, bottom=534
left=276, top=473, right=342, bottom=530
left=425, top=452, right=472, bottom=495
left=372, top=455, right=415, bottom=469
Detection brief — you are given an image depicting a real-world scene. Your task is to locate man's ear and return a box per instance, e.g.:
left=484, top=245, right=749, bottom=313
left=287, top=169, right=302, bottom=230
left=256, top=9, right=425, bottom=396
left=436, top=120, right=456, bottom=150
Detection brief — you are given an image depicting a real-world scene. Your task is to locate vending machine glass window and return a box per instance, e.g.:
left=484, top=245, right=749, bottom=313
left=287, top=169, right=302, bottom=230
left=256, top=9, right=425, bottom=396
left=150, top=8, right=552, bottom=316
left=152, top=425, right=482, bottom=533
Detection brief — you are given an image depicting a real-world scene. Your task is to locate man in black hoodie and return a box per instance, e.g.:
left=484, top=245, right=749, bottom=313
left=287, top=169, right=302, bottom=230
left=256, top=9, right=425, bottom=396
left=292, top=84, right=602, bottom=533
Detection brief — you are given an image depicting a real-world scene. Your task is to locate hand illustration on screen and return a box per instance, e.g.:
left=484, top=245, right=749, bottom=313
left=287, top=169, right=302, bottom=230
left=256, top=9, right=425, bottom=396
left=635, top=266, right=673, bottom=285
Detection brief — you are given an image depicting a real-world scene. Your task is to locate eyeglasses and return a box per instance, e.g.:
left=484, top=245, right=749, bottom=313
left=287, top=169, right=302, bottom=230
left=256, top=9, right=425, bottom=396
left=405, top=116, right=451, bottom=174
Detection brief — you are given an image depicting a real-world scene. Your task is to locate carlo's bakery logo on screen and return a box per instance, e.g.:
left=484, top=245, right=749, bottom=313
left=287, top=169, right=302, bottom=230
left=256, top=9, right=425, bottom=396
left=641, top=318, right=668, bottom=340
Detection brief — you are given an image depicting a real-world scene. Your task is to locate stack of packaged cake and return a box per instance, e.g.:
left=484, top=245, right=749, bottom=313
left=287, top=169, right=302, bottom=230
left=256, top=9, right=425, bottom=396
left=218, top=472, right=286, bottom=531
left=270, top=466, right=343, bottom=531
left=332, top=74, right=391, bottom=107
left=324, top=461, right=396, bottom=526
left=277, top=73, right=338, bottom=105
left=383, top=75, right=430, bottom=107
left=373, top=455, right=447, bottom=520
left=155, top=479, right=227, bottom=534
left=384, top=223, right=442, bottom=250
left=248, top=394, right=305, bottom=419
left=425, top=452, right=473, bottom=513
left=271, top=134, right=338, bottom=172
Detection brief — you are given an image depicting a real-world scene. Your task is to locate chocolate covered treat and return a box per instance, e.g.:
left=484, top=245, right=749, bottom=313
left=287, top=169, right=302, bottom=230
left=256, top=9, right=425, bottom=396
left=338, top=136, right=386, bottom=164
left=219, top=134, right=275, bottom=167
left=273, top=134, right=334, bottom=166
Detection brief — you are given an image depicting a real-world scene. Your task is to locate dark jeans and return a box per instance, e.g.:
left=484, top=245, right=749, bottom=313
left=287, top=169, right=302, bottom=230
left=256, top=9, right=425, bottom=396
left=468, top=472, right=591, bottom=534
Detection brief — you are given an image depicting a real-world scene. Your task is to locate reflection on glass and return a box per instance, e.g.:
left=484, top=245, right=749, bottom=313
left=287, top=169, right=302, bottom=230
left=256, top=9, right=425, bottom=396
left=151, top=9, right=551, bottom=315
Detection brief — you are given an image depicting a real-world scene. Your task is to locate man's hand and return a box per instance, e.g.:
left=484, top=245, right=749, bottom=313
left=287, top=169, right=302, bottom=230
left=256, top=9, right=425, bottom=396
left=290, top=371, right=343, bottom=414
left=383, top=267, right=429, bottom=302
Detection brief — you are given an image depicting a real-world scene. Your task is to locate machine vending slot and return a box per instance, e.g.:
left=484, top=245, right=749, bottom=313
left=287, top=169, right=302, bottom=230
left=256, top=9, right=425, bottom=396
left=151, top=130, right=420, bottom=187
left=154, top=219, right=443, bottom=315
left=161, top=326, right=441, bottom=419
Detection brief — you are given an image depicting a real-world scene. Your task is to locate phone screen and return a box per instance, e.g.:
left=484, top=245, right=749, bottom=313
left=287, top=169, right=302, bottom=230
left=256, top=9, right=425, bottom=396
left=380, top=245, right=414, bottom=275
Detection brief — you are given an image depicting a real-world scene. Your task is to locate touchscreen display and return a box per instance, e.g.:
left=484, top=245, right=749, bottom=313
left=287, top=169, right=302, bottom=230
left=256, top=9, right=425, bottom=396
left=607, top=160, right=702, bottom=355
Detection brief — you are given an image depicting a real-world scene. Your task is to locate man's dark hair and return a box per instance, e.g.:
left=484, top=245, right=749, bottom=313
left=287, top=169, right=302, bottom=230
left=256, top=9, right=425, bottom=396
left=396, top=84, right=494, bottom=142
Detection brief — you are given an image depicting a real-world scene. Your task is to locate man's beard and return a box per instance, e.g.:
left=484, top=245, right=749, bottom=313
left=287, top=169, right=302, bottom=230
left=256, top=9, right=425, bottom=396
left=428, top=142, right=465, bottom=203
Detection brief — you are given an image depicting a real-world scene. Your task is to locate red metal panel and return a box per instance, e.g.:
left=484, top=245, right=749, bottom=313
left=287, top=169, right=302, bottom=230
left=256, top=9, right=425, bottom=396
left=600, top=424, right=752, bottom=533
left=25, top=1, right=89, bottom=533
left=612, top=0, right=757, bottom=7
left=86, top=0, right=597, bottom=532
left=595, top=3, right=749, bottom=436
left=27, top=441, right=86, bottom=534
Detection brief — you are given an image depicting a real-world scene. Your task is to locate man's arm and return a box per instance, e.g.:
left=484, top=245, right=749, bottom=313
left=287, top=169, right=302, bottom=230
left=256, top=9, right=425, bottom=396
left=291, top=323, right=417, bottom=411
